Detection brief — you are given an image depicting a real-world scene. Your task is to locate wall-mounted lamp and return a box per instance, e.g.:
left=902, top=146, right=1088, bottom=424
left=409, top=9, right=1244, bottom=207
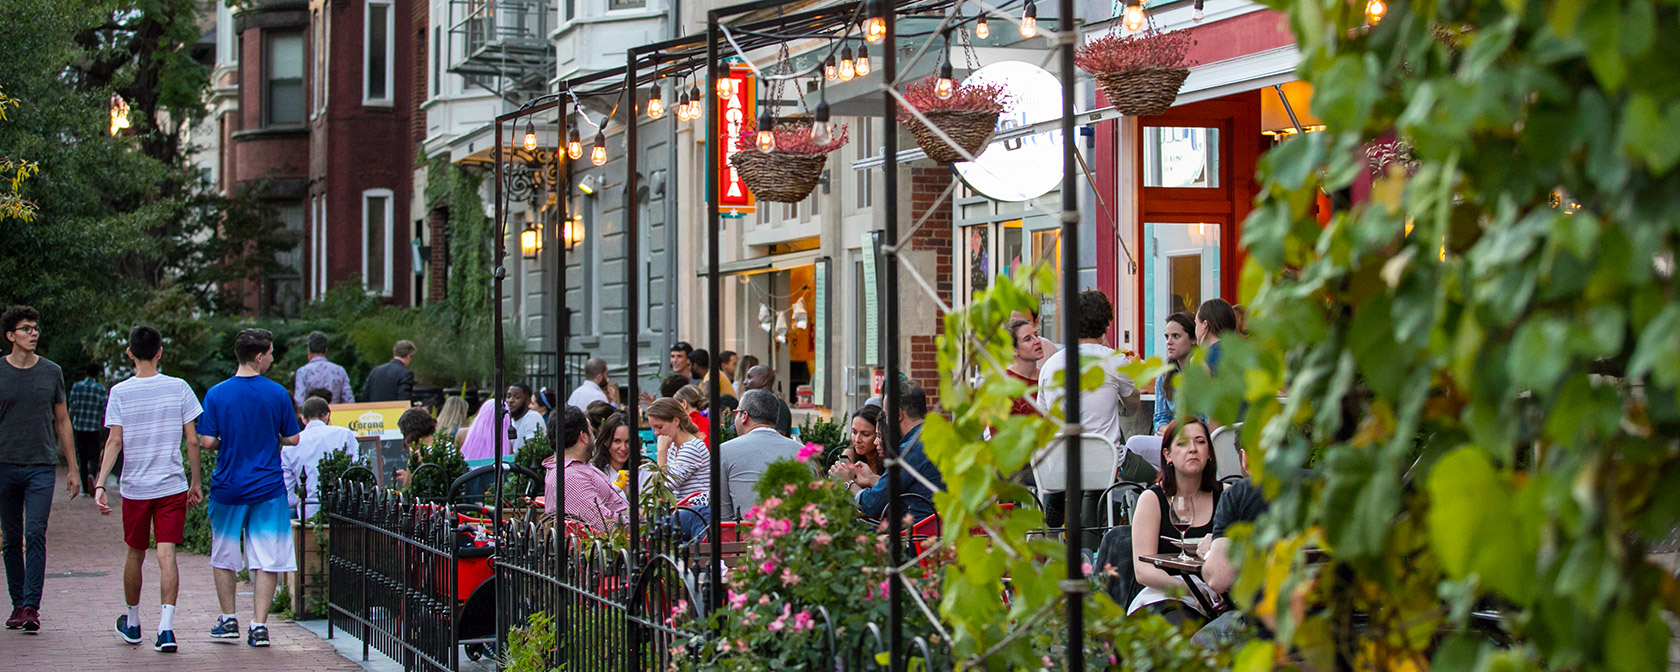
left=520, top=222, right=542, bottom=259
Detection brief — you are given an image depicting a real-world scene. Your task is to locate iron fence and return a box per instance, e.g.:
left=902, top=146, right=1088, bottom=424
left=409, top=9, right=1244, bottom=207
left=326, top=483, right=460, bottom=672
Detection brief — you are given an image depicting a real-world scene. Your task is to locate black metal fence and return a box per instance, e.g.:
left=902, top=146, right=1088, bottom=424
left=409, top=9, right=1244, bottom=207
left=325, top=483, right=461, bottom=672
left=527, top=351, right=588, bottom=397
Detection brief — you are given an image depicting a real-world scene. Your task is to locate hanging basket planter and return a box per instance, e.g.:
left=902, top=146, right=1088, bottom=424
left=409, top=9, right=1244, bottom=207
left=896, top=77, right=1012, bottom=164
left=1075, top=27, right=1195, bottom=117
left=731, top=120, right=849, bottom=203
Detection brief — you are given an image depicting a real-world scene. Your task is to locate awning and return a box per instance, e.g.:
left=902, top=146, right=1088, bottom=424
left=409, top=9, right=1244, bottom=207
left=698, top=248, right=823, bottom=278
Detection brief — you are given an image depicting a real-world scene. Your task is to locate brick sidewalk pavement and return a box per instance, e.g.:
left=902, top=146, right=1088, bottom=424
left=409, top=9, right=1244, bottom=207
left=4, top=469, right=362, bottom=671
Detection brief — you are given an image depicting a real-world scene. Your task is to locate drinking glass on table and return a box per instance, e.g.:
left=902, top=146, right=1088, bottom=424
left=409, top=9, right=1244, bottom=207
left=1168, top=495, right=1195, bottom=560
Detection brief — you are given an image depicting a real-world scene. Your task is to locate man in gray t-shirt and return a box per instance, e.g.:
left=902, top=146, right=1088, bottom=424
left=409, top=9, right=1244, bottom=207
left=0, top=305, right=80, bottom=632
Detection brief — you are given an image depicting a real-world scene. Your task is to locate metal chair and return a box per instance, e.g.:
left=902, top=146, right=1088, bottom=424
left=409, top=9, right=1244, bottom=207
left=1209, top=423, right=1245, bottom=481
left=1030, top=432, right=1122, bottom=531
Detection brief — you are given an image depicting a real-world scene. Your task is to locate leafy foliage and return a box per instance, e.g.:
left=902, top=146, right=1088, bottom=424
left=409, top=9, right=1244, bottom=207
left=407, top=433, right=470, bottom=502
left=499, top=611, right=558, bottom=672
left=797, top=416, right=848, bottom=468
left=507, top=425, right=552, bottom=500
left=1198, top=0, right=1680, bottom=669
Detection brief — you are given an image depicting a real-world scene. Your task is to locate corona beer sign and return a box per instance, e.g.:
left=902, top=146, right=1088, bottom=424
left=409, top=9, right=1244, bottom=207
left=717, top=67, right=757, bottom=213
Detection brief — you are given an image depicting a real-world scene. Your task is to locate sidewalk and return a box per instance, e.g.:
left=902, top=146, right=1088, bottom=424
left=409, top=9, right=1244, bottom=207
left=5, top=469, right=363, bottom=671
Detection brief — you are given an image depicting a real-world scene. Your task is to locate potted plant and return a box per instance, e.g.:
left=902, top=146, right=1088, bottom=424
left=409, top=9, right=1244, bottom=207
left=897, top=75, right=1011, bottom=163
left=1074, top=25, right=1194, bottom=117
left=731, top=119, right=849, bottom=203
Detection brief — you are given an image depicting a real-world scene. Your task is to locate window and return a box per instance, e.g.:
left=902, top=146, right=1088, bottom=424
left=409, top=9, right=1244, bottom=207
left=564, top=0, right=576, bottom=21
left=363, top=189, right=394, bottom=296
left=1143, top=127, right=1220, bottom=188
left=808, top=181, right=821, bottom=218
left=364, top=1, right=393, bottom=105
left=609, top=0, right=646, bottom=10
left=577, top=199, right=597, bottom=333
left=311, top=10, right=327, bottom=115
left=431, top=26, right=441, bottom=98
left=855, top=119, right=874, bottom=209
left=265, top=32, right=304, bottom=125
left=311, top=196, right=328, bottom=296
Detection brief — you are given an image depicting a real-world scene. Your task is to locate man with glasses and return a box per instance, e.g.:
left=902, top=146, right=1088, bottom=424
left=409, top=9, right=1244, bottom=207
left=0, top=305, right=81, bottom=632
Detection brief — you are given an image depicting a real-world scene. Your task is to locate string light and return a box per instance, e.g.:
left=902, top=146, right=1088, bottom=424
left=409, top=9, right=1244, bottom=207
left=523, top=120, right=538, bottom=152
left=839, top=47, right=856, bottom=81
left=590, top=127, right=607, bottom=166
left=935, top=61, right=955, bottom=100
left=688, top=85, right=704, bottom=119
left=975, top=15, right=990, bottom=39
left=855, top=50, right=872, bottom=76
left=811, top=96, right=832, bottom=145
left=824, top=55, right=838, bottom=81
left=647, top=84, right=664, bottom=119
left=1124, top=0, right=1146, bottom=32
left=1192, top=0, right=1205, bottom=22
left=717, top=76, right=734, bottom=101
left=1366, top=0, right=1386, bottom=23
left=756, top=109, right=776, bottom=152
left=566, top=127, right=582, bottom=160
left=1021, top=1, right=1038, bottom=38
left=676, top=90, right=692, bottom=120
left=864, top=0, right=886, bottom=43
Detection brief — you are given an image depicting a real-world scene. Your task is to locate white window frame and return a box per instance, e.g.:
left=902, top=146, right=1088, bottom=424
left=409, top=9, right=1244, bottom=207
left=363, top=0, right=394, bottom=106
left=312, top=196, right=328, bottom=297
left=362, top=189, right=395, bottom=296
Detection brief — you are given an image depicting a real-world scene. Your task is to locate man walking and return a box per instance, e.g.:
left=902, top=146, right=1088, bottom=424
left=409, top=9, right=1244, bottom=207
left=68, top=363, right=108, bottom=496
left=93, top=325, right=203, bottom=652
left=362, top=340, right=416, bottom=404
left=714, top=390, right=802, bottom=520
left=292, top=331, right=354, bottom=406
left=197, top=328, right=301, bottom=647
left=282, top=398, right=355, bottom=519
left=0, top=305, right=80, bottom=633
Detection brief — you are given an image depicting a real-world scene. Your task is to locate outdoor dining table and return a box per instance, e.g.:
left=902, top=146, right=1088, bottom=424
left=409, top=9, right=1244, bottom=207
left=1140, top=552, right=1223, bottom=617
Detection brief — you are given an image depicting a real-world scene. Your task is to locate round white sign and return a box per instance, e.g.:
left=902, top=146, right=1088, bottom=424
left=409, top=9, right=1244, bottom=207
left=953, top=61, right=1064, bottom=202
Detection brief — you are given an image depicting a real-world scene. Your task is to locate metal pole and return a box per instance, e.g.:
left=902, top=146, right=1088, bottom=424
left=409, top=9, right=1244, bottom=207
left=881, top=5, right=904, bottom=672
left=622, top=49, right=642, bottom=672
left=704, top=16, right=725, bottom=615
left=554, top=99, right=572, bottom=655
left=1058, top=0, right=1085, bottom=664
left=492, top=116, right=508, bottom=657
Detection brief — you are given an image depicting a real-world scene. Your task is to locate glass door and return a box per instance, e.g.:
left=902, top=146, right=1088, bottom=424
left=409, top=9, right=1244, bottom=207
left=1143, top=222, right=1221, bottom=359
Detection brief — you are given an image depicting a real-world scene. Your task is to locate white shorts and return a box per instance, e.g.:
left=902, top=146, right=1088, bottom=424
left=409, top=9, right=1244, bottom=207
left=208, top=493, right=297, bottom=573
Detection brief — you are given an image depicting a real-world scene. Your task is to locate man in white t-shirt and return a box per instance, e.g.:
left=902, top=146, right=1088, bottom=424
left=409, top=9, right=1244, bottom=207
left=507, top=383, right=543, bottom=453
left=283, top=397, right=357, bottom=519
left=1037, top=290, right=1142, bottom=447
left=567, top=358, right=612, bottom=411
left=93, top=325, right=204, bottom=653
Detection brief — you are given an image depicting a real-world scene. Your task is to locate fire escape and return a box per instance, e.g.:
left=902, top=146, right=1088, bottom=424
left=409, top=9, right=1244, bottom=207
left=448, top=0, right=553, bottom=101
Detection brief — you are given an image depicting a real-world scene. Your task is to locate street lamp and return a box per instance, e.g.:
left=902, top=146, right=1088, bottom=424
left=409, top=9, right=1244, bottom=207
left=562, top=215, right=586, bottom=250
left=520, top=221, right=542, bottom=258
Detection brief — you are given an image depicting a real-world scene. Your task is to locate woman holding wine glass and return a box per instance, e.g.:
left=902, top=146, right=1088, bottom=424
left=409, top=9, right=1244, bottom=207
left=1128, top=417, right=1224, bottom=626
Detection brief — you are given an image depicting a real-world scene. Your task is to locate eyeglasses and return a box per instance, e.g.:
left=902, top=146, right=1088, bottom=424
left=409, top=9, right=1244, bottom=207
left=10, top=325, right=39, bottom=334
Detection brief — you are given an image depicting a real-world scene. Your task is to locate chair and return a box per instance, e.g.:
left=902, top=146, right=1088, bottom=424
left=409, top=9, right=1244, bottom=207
left=1031, top=433, right=1122, bottom=535
left=1209, top=423, right=1244, bottom=481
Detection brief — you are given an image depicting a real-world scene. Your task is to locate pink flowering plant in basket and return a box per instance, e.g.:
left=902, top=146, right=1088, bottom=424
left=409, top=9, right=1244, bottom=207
left=1073, top=26, right=1194, bottom=74
left=895, top=76, right=1012, bottom=119
left=734, top=119, right=849, bottom=156
left=676, top=451, right=938, bottom=670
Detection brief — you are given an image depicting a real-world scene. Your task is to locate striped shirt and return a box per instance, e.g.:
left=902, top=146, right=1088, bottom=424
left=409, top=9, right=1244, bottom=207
left=665, top=437, right=712, bottom=501
left=105, top=374, right=202, bottom=500
left=545, top=456, right=628, bottom=531
left=68, top=378, right=107, bottom=432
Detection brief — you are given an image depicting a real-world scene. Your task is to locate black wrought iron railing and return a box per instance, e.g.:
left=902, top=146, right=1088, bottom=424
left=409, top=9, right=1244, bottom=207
left=325, top=483, right=460, bottom=672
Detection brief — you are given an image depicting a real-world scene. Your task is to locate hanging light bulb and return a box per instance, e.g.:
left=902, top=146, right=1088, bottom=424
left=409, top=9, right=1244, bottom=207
left=855, top=50, right=872, bottom=76
left=590, top=128, right=607, bottom=166
left=566, top=127, right=583, bottom=160
left=935, top=62, right=956, bottom=100
left=756, top=110, right=776, bottom=152
left=824, top=55, right=838, bottom=81
left=675, top=90, right=691, bottom=120
left=975, top=15, right=990, bottom=39
left=1021, top=1, right=1038, bottom=38
left=523, top=120, right=538, bottom=152
left=811, top=96, right=832, bottom=144
left=839, top=47, right=856, bottom=81
left=1124, top=0, right=1146, bottom=31
left=1192, top=0, right=1205, bottom=22
left=647, top=84, right=664, bottom=119
left=864, top=0, right=886, bottom=43
left=1365, top=0, right=1386, bottom=23
left=688, top=85, right=703, bottom=119
left=716, top=76, right=734, bottom=101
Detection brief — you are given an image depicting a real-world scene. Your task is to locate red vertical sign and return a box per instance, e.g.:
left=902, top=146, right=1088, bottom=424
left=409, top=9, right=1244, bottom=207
left=717, top=67, right=756, bottom=213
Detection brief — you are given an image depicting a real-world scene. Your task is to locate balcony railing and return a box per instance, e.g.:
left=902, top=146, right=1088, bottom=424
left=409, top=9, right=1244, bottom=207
left=448, top=0, right=553, bottom=93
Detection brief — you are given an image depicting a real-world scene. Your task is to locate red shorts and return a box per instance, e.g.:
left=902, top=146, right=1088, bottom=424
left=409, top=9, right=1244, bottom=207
left=122, top=491, right=189, bottom=551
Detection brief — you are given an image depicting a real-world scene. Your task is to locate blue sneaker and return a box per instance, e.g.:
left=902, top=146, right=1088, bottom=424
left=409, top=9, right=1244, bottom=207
left=115, top=614, right=141, bottom=644
left=155, top=630, right=177, bottom=652
left=247, top=624, right=270, bottom=648
left=210, top=616, right=239, bottom=639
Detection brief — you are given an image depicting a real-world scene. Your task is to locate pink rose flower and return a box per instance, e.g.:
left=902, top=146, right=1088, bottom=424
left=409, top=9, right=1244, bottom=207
left=760, top=560, right=776, bottom=574
left=728, top=590, right=748, bottom=609
left=797, top=442, right=823, bottom=462
left=784, top=483, right=799, bottom=494
left=793, top=610, right=814, bottom=632
left=813, top=532, right=832, bottom=546
left=781, top=568, right=801, bottom=585
left=758, top=594, right=771, bottom=606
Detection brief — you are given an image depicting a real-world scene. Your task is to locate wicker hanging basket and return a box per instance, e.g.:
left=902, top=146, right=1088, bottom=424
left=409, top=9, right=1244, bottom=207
left=1094, top=67, right=1190, bottom=117
left=730, top=150, right=829, bottom=203
left=904, top=108, right=1001, bottom=164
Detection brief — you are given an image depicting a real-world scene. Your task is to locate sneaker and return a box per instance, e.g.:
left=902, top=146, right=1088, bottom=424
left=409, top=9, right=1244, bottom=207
left=20, top=606, right=39, bottom=632
left=4, top=607, right=21, bottom=629
left=155, top=630, right=177, bottom=652
left=209, top=616, right=240, bottom=639
left=115, top=614, right=141, bottom=644
left=247, top=625, right=270, bottom=648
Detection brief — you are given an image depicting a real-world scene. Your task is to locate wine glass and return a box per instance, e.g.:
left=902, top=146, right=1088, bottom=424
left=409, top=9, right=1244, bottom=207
left=1168, top=495, right=1195, bottom=560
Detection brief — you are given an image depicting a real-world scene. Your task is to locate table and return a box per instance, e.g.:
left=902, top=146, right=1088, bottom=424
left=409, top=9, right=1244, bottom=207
left=1140, top=552, right=1222, bottom=617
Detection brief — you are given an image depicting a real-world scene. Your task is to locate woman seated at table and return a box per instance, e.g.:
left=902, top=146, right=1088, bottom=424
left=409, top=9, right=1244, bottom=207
left=830, top=405, right=885, bottom=482
left=543, top=406, right=627, bottom=530
left=592, top=412, right=631, bottom=478
left=1129, top=417, right=1224, bottom=626
left=647, top=398, right=710, bottom=502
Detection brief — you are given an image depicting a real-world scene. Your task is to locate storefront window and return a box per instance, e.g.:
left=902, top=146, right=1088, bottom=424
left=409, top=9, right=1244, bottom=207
left=1142, top=222, right=1221, bottom=359
left=1143, top=127, right=1220, bottom=189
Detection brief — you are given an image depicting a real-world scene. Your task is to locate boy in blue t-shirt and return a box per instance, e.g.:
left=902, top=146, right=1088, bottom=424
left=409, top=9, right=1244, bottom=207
left=195, top=328, right=301, bottom=648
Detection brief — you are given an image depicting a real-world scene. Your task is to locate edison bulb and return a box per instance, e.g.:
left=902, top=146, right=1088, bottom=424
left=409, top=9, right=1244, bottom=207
left=566, top=129, right=583, bottom=160
left=935, top=64, right=956, bottom=100
left=811, top=121, right=831, bottom=144
left=865, top=16, right=886, bottom=43
left=590, top=131, right=606, bottom=166
left=1366, top=0, right=1386, bottom=23
left=757, top=128, right=775, bottom=152
left=839, top=48, right=855, bottom=81
left=856, top=53, right=872, bottom=76
left=1124, top=4, right=1145, bottom=31
left=1021, top=3, right=1038, bottom=38
left=975, top=15, right=990, bottom=39
left=688, top=86, right=703, bottom=119
left=647, top=96, right=664, bottom=119
left=675, top=91, right=691, bottom=120
left=523, top=129, right=537, bottom=152
left=716, top=78, right=734, bottom=100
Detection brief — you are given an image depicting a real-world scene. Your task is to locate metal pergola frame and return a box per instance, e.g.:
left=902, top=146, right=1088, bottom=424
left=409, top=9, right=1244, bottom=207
left=488, top=0, right=1087, bottom=666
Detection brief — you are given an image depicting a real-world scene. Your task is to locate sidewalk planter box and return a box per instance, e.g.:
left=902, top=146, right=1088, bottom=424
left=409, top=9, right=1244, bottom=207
left=288, top=520, right=328, bottom=617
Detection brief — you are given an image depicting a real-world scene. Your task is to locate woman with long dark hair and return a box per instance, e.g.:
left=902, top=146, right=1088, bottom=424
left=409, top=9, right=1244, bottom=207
left=1195, top=299, right=1239, bottom=375
left=646, top=397, right=709, bottom=500
left=1128, top=418, right=1223, bottom=626
left=832, top=405, right=885, bottom=478
left=591, top=412, right=631, bottom=476
left=1004, top=319, right=1045, bottom=416
left=1153, top=312, right=1197, bottom=434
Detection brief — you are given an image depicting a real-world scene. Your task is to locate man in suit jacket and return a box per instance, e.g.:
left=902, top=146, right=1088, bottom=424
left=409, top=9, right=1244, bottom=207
left=714, top=389, right=804, bottom=521
left=362, top=340, right=416, bottom=404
